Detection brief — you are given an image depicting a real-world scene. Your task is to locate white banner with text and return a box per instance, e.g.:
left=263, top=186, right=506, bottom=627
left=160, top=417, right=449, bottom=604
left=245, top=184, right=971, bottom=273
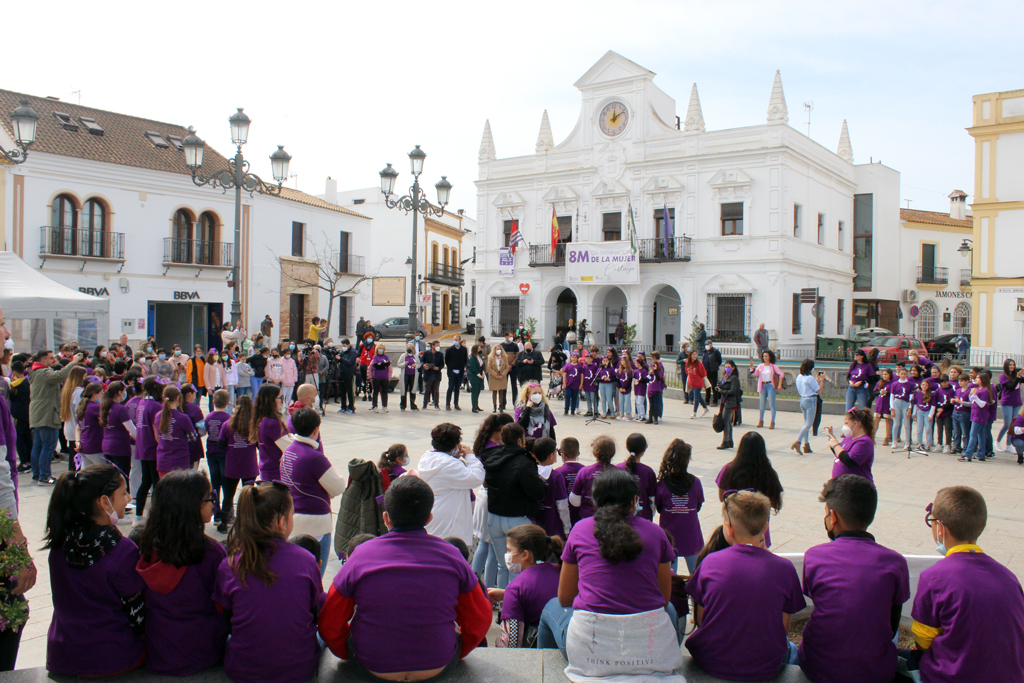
left=565, top=241, right=639, bottom=285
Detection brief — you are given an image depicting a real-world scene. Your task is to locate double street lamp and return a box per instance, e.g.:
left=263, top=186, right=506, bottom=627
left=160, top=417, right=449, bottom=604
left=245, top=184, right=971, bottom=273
left=1, top=100, right=41, bottom=164
left=182, top=108, right=292, bottom=328
left=379, top=146, right=452, bottom=340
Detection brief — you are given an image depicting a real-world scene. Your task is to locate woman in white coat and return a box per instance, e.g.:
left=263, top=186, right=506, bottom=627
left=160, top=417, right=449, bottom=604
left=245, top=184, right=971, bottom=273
left=417, top=423, right=484, bottom=544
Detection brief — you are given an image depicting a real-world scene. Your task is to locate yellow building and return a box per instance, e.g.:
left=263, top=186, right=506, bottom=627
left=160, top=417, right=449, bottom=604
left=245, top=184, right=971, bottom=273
left=967, top=88, right=1024, bottom=359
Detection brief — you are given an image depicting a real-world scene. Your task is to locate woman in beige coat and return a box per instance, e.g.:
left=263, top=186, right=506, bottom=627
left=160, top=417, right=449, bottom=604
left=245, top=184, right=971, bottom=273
left=485, top=346, right=510, bottom=413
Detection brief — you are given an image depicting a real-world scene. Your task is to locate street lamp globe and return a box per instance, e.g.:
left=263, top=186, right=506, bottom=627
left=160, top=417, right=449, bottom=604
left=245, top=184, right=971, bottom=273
left=435, top=176, right=452, bottom=208
left=958, top=239, right=972, bottom=258
left=270, top=146, right=292, bottom=183
left=408, top=145, right=425, bottom=175
left=379, top=163, right=398, bottom=195
left=10, top=101, right=39, bottom=147
left=182, top=128, right=205, bottom=169
left=229, top=108, right=251, bottom=146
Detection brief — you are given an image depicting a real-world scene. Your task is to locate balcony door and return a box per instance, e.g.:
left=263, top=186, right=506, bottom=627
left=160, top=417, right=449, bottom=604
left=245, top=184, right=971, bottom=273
left=51, top=194, right=77, bottom=256
left=82, top=199, right=106, bottom=257
left=174, top=210, right=195, bottom=263
left=921, top=244, right=936, bottom=282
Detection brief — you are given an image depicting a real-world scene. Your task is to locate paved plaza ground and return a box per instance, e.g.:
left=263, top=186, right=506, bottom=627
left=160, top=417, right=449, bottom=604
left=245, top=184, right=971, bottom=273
left=10, top=381, right=1024, bottom=669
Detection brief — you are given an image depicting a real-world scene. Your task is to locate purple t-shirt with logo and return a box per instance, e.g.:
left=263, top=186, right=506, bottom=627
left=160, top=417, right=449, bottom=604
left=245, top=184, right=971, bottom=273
left=557, top=461, right=584, bottom=526
left=219, top=423, right=258, bottom=480
left=532, top=468, right=568, bottom=537
left=369, top=353, right=391, bottom=381
left=953, top=385, right=972, bottom=413
left=970, top=387, right=991, bottom=423
left=848, top=362, right=870, bottom=385
left=616, top=461, right=658, bottom=521
left=561, top=363, right=582, bottom=390
left=833, top=434, right=874, bottom=484
left=634, top=365, right=649, bottom=396
left=563, top=515, right=674, bottom=614
left=102, top=402, right=134, bottom=459
left=998, top=373, right=1023, bottom=407
left=595, top=366, right=616, bottom=384
left=205, top=410, right=231, bottom=455
left=912, top=550, right=1024, bottom=683
left=79, top=400, right=104, bottom=454
left=647, top=362, right=666, bottom=394
left=685, top=544, right=806, bottom=681
left=257, top=417, right=286, bottom=482
left=155, top=409, right=197, bottom=472
left=280, top=440, right=332, bottom=516
left=182, top=402, right=206, bottom=464
left=889, top=378, right=917, bottom=403
left=213, top=539, right=324, bottom=683
left=874, top=381, right=892, bottom=415
left=134, top=398, right=162, bottom=462
left=617, top=366, right=633, bottom=392
left=581, top=362, right=599, bottom=393
left=570, top=463, right=611, bottom=519
left=332, top=529, right=478, bottom=674
left=655, top=477, right=705, bottom=556
left=501, top=561, right=561, bottom=626
left=799, top=535, right=910, bottom=683
left=402, top=354, right=417, bottom=376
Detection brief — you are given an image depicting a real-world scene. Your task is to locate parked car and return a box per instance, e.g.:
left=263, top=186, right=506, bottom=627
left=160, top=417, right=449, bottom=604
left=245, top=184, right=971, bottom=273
left=375, top=317, right=428, bottom=339
left=858, top=335, right=928, bottom=364
left=851, top=327, right=894, bottom=342
left=926, top=333, right=971, bottom=359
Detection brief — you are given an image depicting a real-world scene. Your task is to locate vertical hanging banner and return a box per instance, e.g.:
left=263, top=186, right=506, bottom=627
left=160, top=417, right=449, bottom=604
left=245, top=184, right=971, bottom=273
left=565, top=241, right=639, bottom=284
left=498, top=248, right=515, bottom=278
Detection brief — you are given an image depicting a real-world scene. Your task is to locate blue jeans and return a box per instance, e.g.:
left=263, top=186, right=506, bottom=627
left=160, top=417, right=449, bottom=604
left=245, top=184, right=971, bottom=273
left=797, top=396, right=816, bottom=445
left=845, top=385, right=870, bottom=411
left=634, top=395, right=647, bottom=420
left=892, top=398, right=911, bottom=443
left=487, top=513, right=531, bottom=588
left=952, top=411, right=969, bottom=450
left=30, top=426, right=59, bottom=481
left=564, top=387, right=580, bottom=414
left=649, top=392, right=664, bottom=419
left=599, top=383, right=616, bottom=416
left=759, top=383, right=777, bottom=422
left=316, top=532, right=331, bottom=577
left=997, top=404, right=1018, bottom=445
left=250, top=376, right=264, bottom=396
left=472, top=539, right=498, bottom=588
left=585, top=391, right=598, bottom=415
left=690, top=387, right=708, bottom=413
left=235, top=386, right=251, bottom=398
left=619, top=391, right=632, bottom=416
left=1012, top=438, right=1024, bottom=462
left=963, top=420, right=991, bottom=461
left=913, top=407, right=932, bottom=448
left=536, top=598, right=680, bottom=656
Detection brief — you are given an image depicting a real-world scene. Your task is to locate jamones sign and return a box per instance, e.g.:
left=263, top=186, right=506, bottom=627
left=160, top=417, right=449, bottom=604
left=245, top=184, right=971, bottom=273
left=565, top=241, right=639, bottom=285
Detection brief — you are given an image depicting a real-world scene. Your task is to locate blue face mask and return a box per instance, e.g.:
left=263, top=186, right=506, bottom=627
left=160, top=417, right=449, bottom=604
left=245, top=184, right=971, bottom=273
left=289, top=344, right=296, bottom=350
left=158, top=353, right=166, bottom=360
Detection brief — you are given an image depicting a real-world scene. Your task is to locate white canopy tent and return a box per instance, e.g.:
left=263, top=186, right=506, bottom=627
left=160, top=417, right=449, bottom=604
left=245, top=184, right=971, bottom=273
left=0, top=251, right=110, bottom=353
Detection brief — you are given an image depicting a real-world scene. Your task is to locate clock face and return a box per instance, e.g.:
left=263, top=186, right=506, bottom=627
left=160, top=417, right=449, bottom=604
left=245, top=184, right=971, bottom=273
left=598, top=101, right=629, bottom=137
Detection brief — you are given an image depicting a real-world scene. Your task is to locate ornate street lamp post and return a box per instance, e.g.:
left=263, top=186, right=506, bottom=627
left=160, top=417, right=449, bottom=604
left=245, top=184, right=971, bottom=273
left=379, top=146, right=451, bottom=340
left=182, top=109, right=291, bottom=328
left=1, top=101, right=41, bottom=164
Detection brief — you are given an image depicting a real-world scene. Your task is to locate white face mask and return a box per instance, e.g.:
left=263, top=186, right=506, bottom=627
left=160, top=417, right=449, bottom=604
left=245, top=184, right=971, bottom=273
left=102, top=496, right=120, bottom=526
left=841, top=425, right=853, bottom=439
left=530, top=393, right=542, bottom=405
left=504, top=551, right=522, bottom=577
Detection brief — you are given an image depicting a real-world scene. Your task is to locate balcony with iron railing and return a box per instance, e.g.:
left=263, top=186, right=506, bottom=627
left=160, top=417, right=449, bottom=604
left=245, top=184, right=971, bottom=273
left=162, top=238, right=233, bottom=268
left=637, top=236, right=692, bottom=262
left=917, top=265, right=949, bottom=285
left=528, top=243, right=567, bottom=266
left=426, top=261, right=464, bottom=286
left=961, top=268, right=971, bottom=287
left=337, top=253, right=366, bottom=276
left=39, top=226, right=125, bottom=261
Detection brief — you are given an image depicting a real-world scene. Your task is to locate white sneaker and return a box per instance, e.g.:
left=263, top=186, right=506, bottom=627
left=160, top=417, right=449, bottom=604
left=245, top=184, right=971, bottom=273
left=373, top=407, right=380, bottom=413
left=942, top=446, right=951, bottom=454
left=994, top=443, right=1005, bottom=453
left=702, top=408, right=709, bottom=418
left=690, top=414, right=696, bottom=419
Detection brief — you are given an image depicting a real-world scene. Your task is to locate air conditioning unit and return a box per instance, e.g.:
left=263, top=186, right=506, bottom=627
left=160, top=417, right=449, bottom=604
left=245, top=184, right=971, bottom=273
left=902, top=290, right=918, bottom=303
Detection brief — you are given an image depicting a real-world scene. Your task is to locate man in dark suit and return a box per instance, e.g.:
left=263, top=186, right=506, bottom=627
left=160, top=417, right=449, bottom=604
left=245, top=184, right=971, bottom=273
left=500, top=331, right=521, bottom=398
left=702, top=341, right=723, bottom=406
left=420, top=340, right=445, bottom=410
left=516, top=341, right=544, bottom=385
left=444, top=335, right=468, bottom=411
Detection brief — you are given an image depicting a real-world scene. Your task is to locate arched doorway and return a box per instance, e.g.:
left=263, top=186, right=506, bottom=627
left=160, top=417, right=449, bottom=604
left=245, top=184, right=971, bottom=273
left=601, top=287, right=628, bottom=346
left=650, top=285, right=682, bottom=351
left=917, top=300, right=937, bottom=340
left=953, top=302, right=971, bottom=335
left=556, top=289, right=577, bottom=340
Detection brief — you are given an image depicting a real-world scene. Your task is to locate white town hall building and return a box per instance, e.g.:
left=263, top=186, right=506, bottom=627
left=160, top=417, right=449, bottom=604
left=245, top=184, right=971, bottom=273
left=474, top=51, right=901, bottom=354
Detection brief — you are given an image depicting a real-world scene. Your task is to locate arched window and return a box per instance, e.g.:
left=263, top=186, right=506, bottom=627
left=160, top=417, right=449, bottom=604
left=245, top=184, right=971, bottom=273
left=443, top=246, right=450, bottom=267
left=917, top=300, right=937, bottom=341
left=50, top=194, right=78, bottom=255
left=953, top=302, right=971, bottom=335
left=82, top=199, right=106, bottom=257
left=172, top=209, right=195, bottom=263
left=197, top=212, right=218, bottom=265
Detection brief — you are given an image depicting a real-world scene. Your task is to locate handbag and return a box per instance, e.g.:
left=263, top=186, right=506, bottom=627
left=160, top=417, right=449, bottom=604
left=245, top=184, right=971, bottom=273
left=712, top=405, right=725, bottom=433
left=704, top=376, right=712, bottom=389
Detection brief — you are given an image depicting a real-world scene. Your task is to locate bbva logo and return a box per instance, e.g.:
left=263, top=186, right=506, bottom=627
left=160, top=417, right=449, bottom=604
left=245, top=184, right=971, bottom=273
left=174, top=291, right=201, bottom=300
left=79, top=287, right=109, bottom=296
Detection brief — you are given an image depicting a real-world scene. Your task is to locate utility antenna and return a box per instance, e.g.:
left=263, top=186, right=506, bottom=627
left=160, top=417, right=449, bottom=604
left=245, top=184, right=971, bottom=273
left=803, top=101, right=813, bottom=136
left=69, top=89, right=81, bottom=104
left=904, top=199, right=913, bottom=209
left=289, top=173, right=299, bottom=189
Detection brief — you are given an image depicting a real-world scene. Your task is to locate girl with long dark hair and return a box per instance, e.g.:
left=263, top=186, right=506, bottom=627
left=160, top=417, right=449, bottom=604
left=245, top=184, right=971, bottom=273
left=655, top=439, right=704, bottom=573
left=74, top=382, right=105, bottom=468
left=100, top=381, right=135, bottom=480
left=155, top=385, right=198, bottom=477
left=253, top=383, right=289, bottom=483
left=618, top=433, right=657, bottom=521
left=217, top=395, right=259, bottom=533
left=715, top=432, right=783, bottom=547
left=490, top=523, right=563, bottom=648
left=568, top=436, right=616, bottom=519
left=133, top=377, right=165, bottom=526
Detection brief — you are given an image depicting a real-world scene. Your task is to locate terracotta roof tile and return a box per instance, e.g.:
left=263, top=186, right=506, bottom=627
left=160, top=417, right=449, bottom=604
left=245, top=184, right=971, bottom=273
left=277, top=187, right=369, bottom=218
left=900, top=208, right=972, bottom=228
left=0, top=89, right=230, bottom=176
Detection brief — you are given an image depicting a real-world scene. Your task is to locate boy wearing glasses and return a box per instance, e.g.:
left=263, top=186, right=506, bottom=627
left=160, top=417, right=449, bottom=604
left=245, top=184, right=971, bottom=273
left=799, top=475, right=909, bottom=683
left=904, top=486, right=1024, bottom=682
left=685, top=490, right=805, bottom=680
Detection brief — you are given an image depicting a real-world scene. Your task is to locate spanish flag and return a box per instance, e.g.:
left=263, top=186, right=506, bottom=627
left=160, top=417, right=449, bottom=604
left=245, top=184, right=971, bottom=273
left=550, top=207, right=559, bottom=257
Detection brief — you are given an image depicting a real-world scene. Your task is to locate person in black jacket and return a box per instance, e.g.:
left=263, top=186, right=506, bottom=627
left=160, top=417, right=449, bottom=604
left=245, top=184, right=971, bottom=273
left=335, top=339, right=359, bottom=414
left=500, top=332, right=521, bottom=397
left=421, top=341, right=445, bottom=410
left=702, top=341, right=723, bottom=406
left=480, top=422, right=547, bottom=589
left=516, top=342, right=544, bottom=384
left=717, top=360, right=742, bottom=450
left=548, top=344, right=566, bottom=376
left=444, top=335, right=468, bottom=411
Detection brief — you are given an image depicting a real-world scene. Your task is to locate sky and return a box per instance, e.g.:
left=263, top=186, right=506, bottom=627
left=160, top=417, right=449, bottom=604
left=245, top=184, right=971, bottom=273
left=7, top=0, right=1020, bottom=214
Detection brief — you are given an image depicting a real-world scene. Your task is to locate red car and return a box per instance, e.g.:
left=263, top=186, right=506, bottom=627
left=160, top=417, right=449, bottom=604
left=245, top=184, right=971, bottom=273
left=858, top=335, right=928, bottom=364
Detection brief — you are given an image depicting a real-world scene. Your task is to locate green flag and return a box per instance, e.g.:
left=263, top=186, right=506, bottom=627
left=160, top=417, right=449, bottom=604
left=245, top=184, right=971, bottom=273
left=627, top=200, right=639, bottom=254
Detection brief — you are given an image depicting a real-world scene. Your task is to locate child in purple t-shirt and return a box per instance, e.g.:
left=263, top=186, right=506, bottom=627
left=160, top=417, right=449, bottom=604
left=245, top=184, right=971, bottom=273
left=617, top=433, right=657, bottom=521
left=904, top=486, right=1024, bottom=682
left=645, top=351, right=666, bottom=424
left=488, top=523, right=563, bottom=648
left=560, top=353, right=583, bottom=416
left=155, top=385, right=198, bottom=476
left=216, top=395, right=259, bottom=533
left=685, top=490, right=806, bottom=681
left=654, top=438, right=704, bottom=574
left=529, top=438, right=570, bottom=537
left=580, top=355, right=599, bottom=417
left=204, top=389, right=232, bottom=524
left=556, top=437, right=583, bottom=527
left=800, top=475, right=909, bottom=683
left=569, top=435, right=615, bottom=519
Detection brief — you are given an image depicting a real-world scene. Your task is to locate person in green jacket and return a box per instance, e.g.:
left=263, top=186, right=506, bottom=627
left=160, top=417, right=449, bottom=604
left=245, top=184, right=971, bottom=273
left=468, top=343, right=485, bottom=414
left=28, top=348, right=85, bottom=485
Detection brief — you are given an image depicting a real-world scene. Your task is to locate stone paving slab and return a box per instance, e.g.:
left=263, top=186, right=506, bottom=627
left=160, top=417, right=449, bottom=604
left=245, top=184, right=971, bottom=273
left=9, top=374, right=1023, bottom=671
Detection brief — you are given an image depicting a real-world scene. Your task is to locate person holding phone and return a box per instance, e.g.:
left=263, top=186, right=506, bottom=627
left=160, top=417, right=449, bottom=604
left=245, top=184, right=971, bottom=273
left=826, top=408, right=876, bottom=484
left=793, top=360, right=823, bottom=454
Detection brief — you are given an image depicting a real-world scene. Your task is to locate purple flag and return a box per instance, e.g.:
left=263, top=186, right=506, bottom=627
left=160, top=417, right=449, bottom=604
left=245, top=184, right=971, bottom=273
left=662, top=201, right=674, bottom=256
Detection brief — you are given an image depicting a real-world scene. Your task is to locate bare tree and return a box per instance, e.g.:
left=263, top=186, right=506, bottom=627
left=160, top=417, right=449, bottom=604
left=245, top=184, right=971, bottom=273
left=267, top=231, right=389, bottom=338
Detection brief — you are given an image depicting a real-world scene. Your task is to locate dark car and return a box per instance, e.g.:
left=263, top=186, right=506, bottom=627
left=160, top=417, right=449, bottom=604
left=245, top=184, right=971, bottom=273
left=375, top=317, right=428, bottom=339
left=926, top=333, right=971, bottom=359
left=858, top=335, right=928, bottom=364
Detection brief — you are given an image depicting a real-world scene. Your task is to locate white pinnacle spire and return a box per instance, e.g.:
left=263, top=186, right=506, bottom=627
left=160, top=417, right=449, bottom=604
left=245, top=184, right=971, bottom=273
left=683, top=83, right=705, bottom=134
left=479, top=120, right=496, bottom=161
left=536, top=110, right=554, bottom=153
left=836, top=119, right=853, bottom=162
left=766, top=70, right=788, bottom=125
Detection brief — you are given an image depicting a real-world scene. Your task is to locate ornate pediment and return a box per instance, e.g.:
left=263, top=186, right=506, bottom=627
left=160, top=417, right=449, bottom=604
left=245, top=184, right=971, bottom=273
left=702, top=273, right=756, bottom=293
left=641, top=175, right=684, bottom=204
left=707, top=168, right=753, bottom=203
left=492, top=191, right=526, bottom=209
left=542, top=185, right=579, bottom=214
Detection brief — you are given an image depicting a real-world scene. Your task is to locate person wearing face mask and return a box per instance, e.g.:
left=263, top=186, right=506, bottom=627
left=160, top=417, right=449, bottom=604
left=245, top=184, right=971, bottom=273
left=799, top=475, right=909, bottom=683
left=500, top=333, right=521, bottom=398
left=702, top=341, right=722, bottom=406
left=418, top=423, right=484, bottom=544
left=169, top=345, right=188, bottom=383
left=487, top=523, right=564, bottom=648
left=335, top=339, right=358, bottom=414
left=421, top=342, right=445, bottom=411
left=281, top=346, right=299, bottom=407
left=826, top=407, right=876, bottom=484
left=151, top=350, right=175, bottom=381
left=186, top=345, right=207, bottom=406
left=397, top=345, right=419, bottom=411
left=905, top=486, right=1024, bottom=683
left=486, top=345, right=509, bottom=413
left=516, top=342, right=544, bottom=385
left=717, top=360, right=742, bottom=450
left=377, top=444, right=410, bottom=491
left=514, top=383, right=557, bottom=442
left=443, top=335, right=468, bottom=411
left=203, top=350, right=227, bottom=413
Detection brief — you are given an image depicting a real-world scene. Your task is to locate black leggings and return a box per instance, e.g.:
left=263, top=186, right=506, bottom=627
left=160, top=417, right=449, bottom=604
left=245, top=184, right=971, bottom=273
left=107, top=455, right=131, bottom=492
left=371, top=379, right=388, bottom=408
left=222, top=476, right=256, bottom=517
left=135, top=460, right=159, bottom=517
